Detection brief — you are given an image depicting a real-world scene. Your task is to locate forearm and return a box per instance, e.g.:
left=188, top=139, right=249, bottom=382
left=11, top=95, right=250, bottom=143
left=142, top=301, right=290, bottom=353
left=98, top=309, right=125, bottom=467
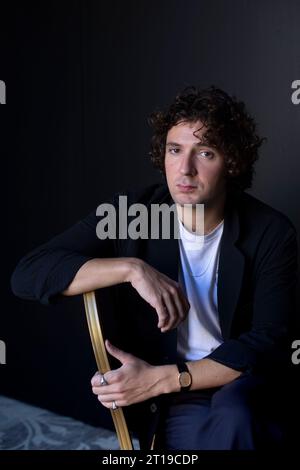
left=155, top=359, right=242, bottom=395
left=91, top=346, right=243, bottom=408
left=62, top=257, right=140, bottom=296
left=187, top=358, right=242, bottom=390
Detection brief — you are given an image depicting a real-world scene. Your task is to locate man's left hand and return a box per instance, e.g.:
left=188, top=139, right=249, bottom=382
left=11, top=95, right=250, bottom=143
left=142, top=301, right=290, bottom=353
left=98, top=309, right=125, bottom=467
left=91, top=340, right=163, bottom=408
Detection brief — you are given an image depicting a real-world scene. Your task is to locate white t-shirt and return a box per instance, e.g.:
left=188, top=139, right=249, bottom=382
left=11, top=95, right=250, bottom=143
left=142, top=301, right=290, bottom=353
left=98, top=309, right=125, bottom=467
left=177, top=218, right=224, bottom=361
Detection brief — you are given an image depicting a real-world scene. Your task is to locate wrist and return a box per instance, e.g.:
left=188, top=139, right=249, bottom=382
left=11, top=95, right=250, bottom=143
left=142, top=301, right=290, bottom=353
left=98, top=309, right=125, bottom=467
left=176, top=361, right=192, bottom=391
left=124, top=257, right=144, bottom=284
left=154, top=364, right=181, bottom=395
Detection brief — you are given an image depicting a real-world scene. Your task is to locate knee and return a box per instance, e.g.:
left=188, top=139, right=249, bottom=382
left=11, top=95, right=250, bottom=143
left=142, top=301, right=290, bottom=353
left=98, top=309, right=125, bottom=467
left=212, top=403, right=253, bottom=431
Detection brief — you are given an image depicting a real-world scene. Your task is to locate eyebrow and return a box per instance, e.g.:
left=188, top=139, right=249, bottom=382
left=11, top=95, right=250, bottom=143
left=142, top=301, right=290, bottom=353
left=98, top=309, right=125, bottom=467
left=166, top=141, right=210, bottom=147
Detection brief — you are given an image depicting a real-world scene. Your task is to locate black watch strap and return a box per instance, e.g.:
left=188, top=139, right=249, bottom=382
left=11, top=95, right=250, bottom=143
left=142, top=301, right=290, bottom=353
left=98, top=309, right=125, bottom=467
left=177, top=361, right=189, bottom=374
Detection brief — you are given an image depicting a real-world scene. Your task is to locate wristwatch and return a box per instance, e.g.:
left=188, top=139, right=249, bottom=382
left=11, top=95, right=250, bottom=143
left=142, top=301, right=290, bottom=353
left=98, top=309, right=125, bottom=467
left=177, top=362, right=192, bottom=391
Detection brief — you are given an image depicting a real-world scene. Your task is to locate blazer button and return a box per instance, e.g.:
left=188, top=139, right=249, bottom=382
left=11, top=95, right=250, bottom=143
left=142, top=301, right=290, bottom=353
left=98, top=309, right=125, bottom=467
left=150, top=403, right=157, bottom=413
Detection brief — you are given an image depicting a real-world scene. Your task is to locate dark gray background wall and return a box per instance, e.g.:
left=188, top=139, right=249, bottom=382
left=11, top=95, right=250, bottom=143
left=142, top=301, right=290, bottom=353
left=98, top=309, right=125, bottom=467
left=1, top=0, right=300, bottom=429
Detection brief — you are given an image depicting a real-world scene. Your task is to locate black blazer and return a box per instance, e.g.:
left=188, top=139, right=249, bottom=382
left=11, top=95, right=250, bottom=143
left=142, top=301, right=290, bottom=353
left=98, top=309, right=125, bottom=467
left=11, top=183, right=298, bottom=374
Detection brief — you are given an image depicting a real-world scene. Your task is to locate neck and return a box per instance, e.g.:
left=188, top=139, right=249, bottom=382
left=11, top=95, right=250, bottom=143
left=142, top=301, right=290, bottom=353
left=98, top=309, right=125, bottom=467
left=176, top=191, right=226, bottom=235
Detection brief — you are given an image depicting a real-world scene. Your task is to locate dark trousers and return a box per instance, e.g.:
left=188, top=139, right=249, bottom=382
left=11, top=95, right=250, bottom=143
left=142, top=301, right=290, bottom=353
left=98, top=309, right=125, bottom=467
left=155, top=372, right=285, bottom=450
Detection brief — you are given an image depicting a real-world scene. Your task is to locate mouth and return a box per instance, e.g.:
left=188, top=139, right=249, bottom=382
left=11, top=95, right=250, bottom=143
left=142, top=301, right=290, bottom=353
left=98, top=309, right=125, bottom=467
left=176, top=184, right=197, bottom=193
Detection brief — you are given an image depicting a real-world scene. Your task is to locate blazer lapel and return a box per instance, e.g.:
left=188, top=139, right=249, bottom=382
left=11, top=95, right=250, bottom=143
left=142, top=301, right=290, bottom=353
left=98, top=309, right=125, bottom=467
left=217, top=189, right=245, bottom=340
left=142, top=190, right=179, bottom=282
left=141, top=191, right=179, bottom=362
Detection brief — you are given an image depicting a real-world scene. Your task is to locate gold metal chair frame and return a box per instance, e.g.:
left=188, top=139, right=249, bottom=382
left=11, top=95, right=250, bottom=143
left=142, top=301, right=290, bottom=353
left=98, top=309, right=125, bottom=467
left=83, top=291, right=133, bottom=450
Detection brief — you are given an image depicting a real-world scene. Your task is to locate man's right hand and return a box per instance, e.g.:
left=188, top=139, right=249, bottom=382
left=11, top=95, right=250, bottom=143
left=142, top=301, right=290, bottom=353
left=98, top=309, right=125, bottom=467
left=127, top=259, right=190, bottom=332
left=63, top=256, right=190, bottom=331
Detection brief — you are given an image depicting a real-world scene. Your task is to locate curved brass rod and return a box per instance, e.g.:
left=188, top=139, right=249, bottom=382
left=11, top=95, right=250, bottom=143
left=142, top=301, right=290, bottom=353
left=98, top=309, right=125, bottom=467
left=83, top=291, right=133, bottom=450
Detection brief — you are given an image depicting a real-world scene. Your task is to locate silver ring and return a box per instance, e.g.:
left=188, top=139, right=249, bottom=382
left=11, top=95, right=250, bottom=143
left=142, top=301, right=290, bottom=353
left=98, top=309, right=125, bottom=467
left=112, top=400, right=118, bottom=410
left=100, top=374, right=108, bottom=386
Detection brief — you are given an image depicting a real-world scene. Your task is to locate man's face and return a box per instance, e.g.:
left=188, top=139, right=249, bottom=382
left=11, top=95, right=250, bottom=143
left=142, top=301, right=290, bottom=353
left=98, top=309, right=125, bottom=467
left=164, top=120, right=227, bottom=207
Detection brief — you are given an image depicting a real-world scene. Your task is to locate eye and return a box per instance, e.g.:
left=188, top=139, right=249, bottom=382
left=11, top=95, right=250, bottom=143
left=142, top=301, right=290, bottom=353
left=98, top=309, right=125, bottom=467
left=168, top=147, right=181, bottom=155
left=198, top=150, right=214, bottom=159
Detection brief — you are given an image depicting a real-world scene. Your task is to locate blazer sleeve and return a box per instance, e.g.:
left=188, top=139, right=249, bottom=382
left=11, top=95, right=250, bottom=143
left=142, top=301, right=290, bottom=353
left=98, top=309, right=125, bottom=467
left=206, top=223, right=298, bottom=373
left=10, top=202, right=117, bottom=306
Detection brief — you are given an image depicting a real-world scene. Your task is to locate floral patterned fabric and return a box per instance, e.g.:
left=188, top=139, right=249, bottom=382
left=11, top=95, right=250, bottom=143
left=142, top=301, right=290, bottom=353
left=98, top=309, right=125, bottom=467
left=0, top=395, right=131, bottom=450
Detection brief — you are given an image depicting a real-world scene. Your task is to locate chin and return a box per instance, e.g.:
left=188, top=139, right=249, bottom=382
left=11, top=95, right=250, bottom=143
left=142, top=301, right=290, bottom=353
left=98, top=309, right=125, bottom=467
left=174, top=193, right=205, bottom=206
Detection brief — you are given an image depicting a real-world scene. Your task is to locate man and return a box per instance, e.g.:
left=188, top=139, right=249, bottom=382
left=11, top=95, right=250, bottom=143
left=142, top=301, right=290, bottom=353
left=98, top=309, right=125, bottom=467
left=11, top=86, right=298, bottom=450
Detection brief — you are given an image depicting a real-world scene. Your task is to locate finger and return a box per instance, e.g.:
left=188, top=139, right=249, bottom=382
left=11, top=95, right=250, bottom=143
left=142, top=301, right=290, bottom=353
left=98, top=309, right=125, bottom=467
left=177, top=287, right=190, bottom=317
left=98, top=398, right=127, bottom=409
left=92, top=381, right=119, bottom=395
left=96, top=392, right=123, bottom=403
left=99, top=400, right=116, bottom=410
left=169, top=291, right=186, bottom=326
left=105, top=340, right=133, bottom=364
left=98, top=400, right=112, bottom=409
left=162, top=284, right=190, bottom=330
left=173, top=290, right=189, bottom=325
left=156, top=303, right=169, bottom=329
left=160, top=293, right=177, bottom=331
left=91, top=371, right=101, bottom=386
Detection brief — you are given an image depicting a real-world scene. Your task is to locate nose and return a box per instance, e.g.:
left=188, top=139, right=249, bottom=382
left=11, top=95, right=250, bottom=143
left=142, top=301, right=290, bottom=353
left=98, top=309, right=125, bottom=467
left=179, top=152, right=197, bottom=176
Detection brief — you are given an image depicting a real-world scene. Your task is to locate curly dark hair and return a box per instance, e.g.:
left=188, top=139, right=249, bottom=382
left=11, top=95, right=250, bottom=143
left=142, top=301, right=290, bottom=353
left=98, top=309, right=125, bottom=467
left=148, top=86, right=265, bottom=190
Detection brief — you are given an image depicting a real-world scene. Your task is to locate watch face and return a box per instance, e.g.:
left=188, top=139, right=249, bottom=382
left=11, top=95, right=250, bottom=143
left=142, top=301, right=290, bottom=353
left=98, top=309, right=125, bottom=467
left=179, top=371, right=192, bottom=388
